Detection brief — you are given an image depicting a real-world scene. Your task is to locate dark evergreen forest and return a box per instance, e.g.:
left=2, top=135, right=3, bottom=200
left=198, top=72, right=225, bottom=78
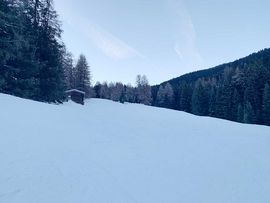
left=0, top=0, right=92, bottom=102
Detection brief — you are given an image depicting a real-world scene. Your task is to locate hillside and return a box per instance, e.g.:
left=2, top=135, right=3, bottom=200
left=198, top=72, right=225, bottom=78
left=159, top=48, right=270, bottom=88
left=0, top=94, right=269, bottom=203
left=152, top=48, right=270, bottom=126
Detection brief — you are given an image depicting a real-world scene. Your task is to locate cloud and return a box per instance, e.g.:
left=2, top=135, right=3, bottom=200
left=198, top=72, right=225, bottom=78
left=170, top=0, right=203, bottom=68
left=54, top=0, right=142, bottom=61
left=83, top=23, right=143, bottom=60
left=174, top=44, right=183, bottom=59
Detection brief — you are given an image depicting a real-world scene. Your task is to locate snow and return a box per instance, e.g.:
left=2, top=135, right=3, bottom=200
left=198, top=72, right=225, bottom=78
left=0, top=93, right=270, bottom=203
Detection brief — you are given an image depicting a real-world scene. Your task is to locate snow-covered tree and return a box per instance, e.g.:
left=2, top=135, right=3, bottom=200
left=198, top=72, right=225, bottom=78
left=155, top=83, right=175, bottom=108
left=123, top=84, right=136, bottom=103
left=135, top=74, right=152, bottom=105
left=155, top=85, right=166, bottom=107
left=110, top=82, right=124, bottom=102
left=163, top=83, right=175, bottom=107
left=99, top=82, right=110, bottom=99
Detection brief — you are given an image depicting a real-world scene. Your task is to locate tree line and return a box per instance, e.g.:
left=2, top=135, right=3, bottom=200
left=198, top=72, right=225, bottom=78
left=93, top=74, right=152, bottom=105
left=92, top=49, right=270, bottom=127
left=151, top=49, right=270, bottom=126
left=0, top=0, right=92, bottom=102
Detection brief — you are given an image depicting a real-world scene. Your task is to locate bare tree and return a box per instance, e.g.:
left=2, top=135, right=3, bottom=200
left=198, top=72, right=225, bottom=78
left=136, top=74, right=152, bottom=105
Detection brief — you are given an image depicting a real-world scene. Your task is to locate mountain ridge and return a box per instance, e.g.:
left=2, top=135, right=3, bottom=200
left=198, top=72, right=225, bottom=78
left=159, top=48, right=270, bottom=86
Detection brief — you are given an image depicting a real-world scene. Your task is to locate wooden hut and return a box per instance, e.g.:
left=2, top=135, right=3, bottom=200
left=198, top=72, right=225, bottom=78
left=65, top=89, right=85, bottom=105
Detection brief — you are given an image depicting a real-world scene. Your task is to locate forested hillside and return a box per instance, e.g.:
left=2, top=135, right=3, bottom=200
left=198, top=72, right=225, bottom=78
left=91, top=50, right=270, bottom=126
left=152, top=49, right=270, bottom=126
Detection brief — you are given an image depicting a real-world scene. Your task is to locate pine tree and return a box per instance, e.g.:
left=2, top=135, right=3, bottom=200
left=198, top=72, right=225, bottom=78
left=243, top=77, right=258, bottom=123
left=155, top=85, right=166, bottom=107
left=74, top=54, right=91, bottom=97
left=262, top=83, right=270, bottom=125
left=123, top=84, right=136, bottom=103
left=135, top=75, right=141, bottom=87
left=237, top=104, right=244, bottom=122
left=164, top=83, right=175, bottom=108
left=110, top=82, right=124, bottom=102
left=0, top=0, right=20, bottom=93
left=215, top=84, right=233, bottom=119
left=243, top=102, right=255, bottom=124
left=100, top=82, right=110, bottom=99
left=179, top=83, right=192, bottom=112
left=208, top=86, right=217, bottom=116
left=0, top=0, right=40, bottom=99
left=231, top=89, right=241, bottom=121
left=191, top=81, right=209, bottom=116
left=156, top=83, right=175, bottom=108
left=94, top=82, right=102, bottom=98
left=35, top=0, right=66, bottom=102
left=62, top=50, right=74, bottom=90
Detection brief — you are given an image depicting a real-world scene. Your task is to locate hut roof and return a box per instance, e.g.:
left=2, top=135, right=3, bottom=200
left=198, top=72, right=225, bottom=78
left=65, top=89, right=85, bottom=95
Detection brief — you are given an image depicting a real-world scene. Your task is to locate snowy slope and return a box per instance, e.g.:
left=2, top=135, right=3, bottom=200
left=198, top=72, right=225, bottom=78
left=0, top=93, right=270, bottom=203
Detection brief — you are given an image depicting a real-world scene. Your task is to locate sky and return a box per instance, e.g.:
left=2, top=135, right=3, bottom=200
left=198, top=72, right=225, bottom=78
left=54, top=0, right=270, bottom=85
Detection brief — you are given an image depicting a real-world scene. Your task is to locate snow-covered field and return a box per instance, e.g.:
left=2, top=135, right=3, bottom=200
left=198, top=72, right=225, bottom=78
left=0, top=93, right=269, bottom=203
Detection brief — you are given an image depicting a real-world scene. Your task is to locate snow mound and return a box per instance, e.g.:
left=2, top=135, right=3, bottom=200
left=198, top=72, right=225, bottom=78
left=0, top=93, right=269, bottom=203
